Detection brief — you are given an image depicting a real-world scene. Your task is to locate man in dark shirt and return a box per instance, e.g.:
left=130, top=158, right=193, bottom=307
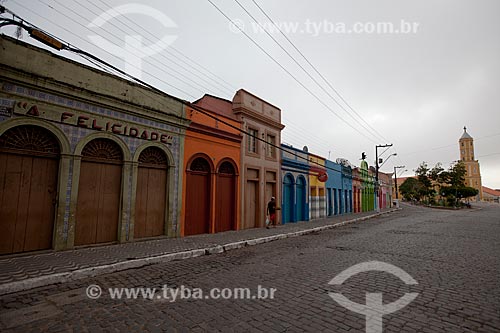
left=266, top=197, right=276, bottom=228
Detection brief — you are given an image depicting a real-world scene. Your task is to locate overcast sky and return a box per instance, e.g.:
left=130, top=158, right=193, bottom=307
left=2, top=0, right=499, bottom=187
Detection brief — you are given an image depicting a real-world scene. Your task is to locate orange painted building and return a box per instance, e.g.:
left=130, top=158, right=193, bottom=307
left=181, top=99, right=242, bottom=236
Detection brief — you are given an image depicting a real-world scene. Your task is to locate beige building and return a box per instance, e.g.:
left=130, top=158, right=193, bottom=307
left=233, top=90, right=285, bottom=229
left=459, top=127, right=482, bottom=201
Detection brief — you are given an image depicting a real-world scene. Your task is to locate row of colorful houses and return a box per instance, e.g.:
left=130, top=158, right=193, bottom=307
left=0, top=36, right=392, bottom=255
left=280, top=144, right=393, bottom=225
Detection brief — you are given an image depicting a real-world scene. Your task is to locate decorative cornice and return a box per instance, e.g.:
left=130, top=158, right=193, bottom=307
left=233, top=106, right=285, bottom=130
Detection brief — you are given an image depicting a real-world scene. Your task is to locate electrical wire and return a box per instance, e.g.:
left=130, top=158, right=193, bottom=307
left=83, top=0, right=233, bottom=97
left=250, top=0, right=389, bottom=143
left=92, top=0, right=236, bottom=94
left=234, top=0, right=386, bottom=143
left=0, top=5, right=360, bottom=176
left=44, top=0, right=207, bottom=98
left=206, top=0, right=378, bottom=144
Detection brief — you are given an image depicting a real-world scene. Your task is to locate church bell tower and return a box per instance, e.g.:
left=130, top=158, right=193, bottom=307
left=459, top=127, right=482, bottom=201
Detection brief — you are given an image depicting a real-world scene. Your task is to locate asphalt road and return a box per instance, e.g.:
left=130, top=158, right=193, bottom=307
left=1, top=203, right=499, bottom=332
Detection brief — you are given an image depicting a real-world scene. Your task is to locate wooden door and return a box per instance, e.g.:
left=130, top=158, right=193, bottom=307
left=245, top=180, right=258, bottom=228
left=283, top=174, right=294, bottom=223
left=0, top=126, right=60, bottom=254
left=135, top=147, right=168, bottom=238
left=75, top=139, right=122, bottom=246
left=296, top=177, right=306, bottom=221
left=215, top=161, right=236, bottom=233
left=327, top=188, right=333, bottom=217
left=185, top=157, right=211, bottom=236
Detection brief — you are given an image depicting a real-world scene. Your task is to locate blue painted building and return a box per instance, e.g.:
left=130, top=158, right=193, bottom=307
left=281, top=144, right=309, bottom=223
left=325, top=159, right=353, bottom=216
left=341, top=163, right=353, bottom=214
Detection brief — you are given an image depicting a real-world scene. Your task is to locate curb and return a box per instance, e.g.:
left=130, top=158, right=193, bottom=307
left=0, top=209, right=400, bottom=296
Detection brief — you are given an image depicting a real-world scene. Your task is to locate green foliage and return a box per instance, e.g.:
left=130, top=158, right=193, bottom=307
left=415, top=162, right=436, bottom=200
left=399, top=177, right=421, bottom=201
left=429, top=163, right=444, bottom=182
left=438, top=161, right=476, bottom=206
left=406, top=160, right=476, bottom=208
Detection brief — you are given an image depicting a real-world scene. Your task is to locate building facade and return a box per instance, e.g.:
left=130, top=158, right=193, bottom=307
left=280, top=144, right=309, bottom=223
left=325, top=160, right=341, bottom=216
left=0, top=36, right=189, bottom=255
left=378, top=171, right=393, bottom=209
left=181, top=99, right=242, bottom=236
left=309, top=153, right=327, bottom=219
left=232, top=90, right=285, bottom=229
left=341, top=162, right=353, bottom=214
left=360, top=160, right=375, bottom=211
left=482, top=186, right=500, bottom=203
left=459, top=127, right=483, bottom=201
left=352, top=167, right=362, bottom=213
left=325, top=159, right=353, bottom=216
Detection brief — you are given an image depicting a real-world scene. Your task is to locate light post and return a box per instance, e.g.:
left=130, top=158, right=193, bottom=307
left=394, top=165, right=405, bottom=208
left=375, top=144, right=393, bottom=212
left=379, top=153, right=397, bottom=169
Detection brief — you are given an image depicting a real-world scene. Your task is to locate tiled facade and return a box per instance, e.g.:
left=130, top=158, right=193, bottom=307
left=0, top=36, right=188, bottom=253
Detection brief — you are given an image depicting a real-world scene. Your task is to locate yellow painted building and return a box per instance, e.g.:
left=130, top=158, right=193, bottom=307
left=308, top=153, right=327, bottom=219
left=459, top=127, right=483, bottom=201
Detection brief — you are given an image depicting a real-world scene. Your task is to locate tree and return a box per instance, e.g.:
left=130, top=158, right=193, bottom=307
left=457, top=186, right=479, bottom=200
left=439, top=161, right=475, bottom=206
left=428, top=163, right=444, bottom=182
left=415, top=162, right=434, bottom=202
left=399, top=177, right=421, bottom=201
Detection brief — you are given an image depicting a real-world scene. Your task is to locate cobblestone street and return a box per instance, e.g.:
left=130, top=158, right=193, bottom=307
left=1, top=203, right=499, bottom=332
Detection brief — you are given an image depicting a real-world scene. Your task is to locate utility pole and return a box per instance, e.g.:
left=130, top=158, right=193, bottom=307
left=375, top=144, right=393, bottom=212
left=394, top=165, right=405, bottom=208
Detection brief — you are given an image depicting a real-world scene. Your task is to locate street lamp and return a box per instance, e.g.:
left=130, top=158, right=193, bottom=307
left=379, top=153, right=397, bottom=169
left=375, top=144, right=393, bottom=213
left=394, top=165, right=405, bottom=208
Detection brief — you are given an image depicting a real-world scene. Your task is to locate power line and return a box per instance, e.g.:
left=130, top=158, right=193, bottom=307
left=206, top=0, right=378, bottom=144
left=248, top=0, right=406, bottom=172
left=89, top=0, right=235, bottom=97
left=282, top=120, right=351, bottom=159
left=9, top=0, right=135, bottom=79
left=247, top=0, right=389, bottom=144
left=5, top=1, right=353, bottom=167
left=1, top=5, right=355, bottom=176
left=91, top=0, right=236, bottom=93
left=44, top=0, right=210, bottom=98
left=232, top=0, right=384, bottom=143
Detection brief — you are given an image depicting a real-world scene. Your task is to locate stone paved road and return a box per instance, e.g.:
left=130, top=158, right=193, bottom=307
left=1, top=203, right=499, bottom=332
left=0, top=209, right=388, bottom=287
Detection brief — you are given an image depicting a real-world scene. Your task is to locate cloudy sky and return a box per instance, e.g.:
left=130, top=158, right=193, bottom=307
left=2, top=0, right=499, bottom=187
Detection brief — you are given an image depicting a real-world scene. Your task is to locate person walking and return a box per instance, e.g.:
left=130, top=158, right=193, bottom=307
left=266, top=196, right=276, bottom=228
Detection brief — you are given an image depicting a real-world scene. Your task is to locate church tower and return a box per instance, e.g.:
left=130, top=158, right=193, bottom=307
left=459, top=127, right=482, bottom=201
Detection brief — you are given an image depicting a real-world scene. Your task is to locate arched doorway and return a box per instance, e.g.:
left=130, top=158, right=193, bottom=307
left=283, top=174, right=294, bottom=223
left=75, top=138, right=123, bottom=246
left=296, top=175, right=306, bottom=221
left=0, top=125, right=60, bottom=254
left=135, top=147, right=168, bottom=239
left=215, top=161, right=236, bottom=232
left=185, top=156, right=211, bottom=235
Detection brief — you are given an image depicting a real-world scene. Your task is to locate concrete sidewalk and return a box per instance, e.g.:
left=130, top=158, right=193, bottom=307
left=0, top=209, right=399, bottom=295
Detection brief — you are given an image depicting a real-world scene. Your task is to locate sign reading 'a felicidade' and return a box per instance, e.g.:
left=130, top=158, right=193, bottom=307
left=14, top=101, right=174, bottom=144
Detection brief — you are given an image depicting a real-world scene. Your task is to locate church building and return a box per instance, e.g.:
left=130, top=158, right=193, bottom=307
left=459, top=127, right=483, bottom=201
